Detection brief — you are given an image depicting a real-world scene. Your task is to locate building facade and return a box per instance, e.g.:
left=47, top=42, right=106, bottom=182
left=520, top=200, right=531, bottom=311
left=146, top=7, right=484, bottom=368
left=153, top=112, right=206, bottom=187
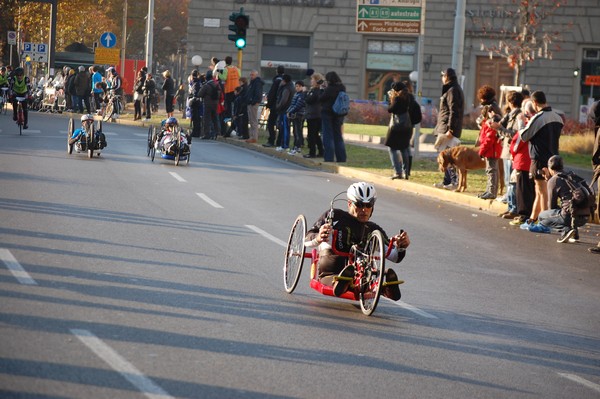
left=187, top=0, right=600, bottom=121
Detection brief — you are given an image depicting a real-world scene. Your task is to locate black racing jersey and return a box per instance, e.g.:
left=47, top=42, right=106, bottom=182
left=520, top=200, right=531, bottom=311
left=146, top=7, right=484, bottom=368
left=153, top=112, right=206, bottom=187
left=306, top=209, right=388, bottom=254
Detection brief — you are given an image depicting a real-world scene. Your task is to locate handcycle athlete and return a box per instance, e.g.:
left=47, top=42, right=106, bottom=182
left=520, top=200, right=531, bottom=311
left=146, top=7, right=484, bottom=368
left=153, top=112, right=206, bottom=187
left=304, top=182, right=410, bottom=300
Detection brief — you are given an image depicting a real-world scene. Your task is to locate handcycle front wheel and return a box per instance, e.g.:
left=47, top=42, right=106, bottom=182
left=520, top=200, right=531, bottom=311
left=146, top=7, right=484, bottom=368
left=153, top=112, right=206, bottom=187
left=284, top=214, right=307, bottom=293
left=359, top=230, right=385, bottom=316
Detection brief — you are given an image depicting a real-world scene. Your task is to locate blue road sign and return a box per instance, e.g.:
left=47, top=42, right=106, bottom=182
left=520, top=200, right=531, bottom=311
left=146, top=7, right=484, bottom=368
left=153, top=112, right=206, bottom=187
left=37, top=43, right=46, bottom=53
left=100, top=32, right=117, bottom=49
left=24, top=42, right=32, bottom=52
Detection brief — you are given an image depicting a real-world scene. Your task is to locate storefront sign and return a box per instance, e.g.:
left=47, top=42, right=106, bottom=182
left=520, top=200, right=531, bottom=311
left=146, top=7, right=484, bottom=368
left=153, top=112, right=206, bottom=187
left=366, top=53, right=413, bottom=70
left=584, top=75, right=600, bottom=86
left=261, top=60, right=308, bottom=69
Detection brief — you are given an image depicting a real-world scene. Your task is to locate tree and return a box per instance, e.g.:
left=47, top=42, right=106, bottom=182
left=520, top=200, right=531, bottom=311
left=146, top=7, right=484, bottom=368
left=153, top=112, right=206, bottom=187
left=468, top=0, right=571, bottom=86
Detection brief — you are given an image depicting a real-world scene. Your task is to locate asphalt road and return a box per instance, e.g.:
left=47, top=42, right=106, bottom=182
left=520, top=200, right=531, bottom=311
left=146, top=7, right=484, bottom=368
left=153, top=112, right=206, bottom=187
left=1, top=111, right=599, bottom=399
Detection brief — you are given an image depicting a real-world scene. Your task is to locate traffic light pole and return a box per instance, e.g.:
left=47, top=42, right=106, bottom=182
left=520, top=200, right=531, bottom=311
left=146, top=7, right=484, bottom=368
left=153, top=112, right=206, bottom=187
left=238, top=49, right=243, bottom=71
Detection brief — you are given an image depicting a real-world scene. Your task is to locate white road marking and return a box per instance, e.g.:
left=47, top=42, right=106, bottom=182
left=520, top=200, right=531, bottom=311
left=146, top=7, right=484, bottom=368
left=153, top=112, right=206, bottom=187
left=0, top=248, right=37, bottom=285
left=168, top=172, right=186, bottom=182
left=245, top=225, right=287, bottom=247
left=558, top=373, right=600, bottom=393
left=21, top=129, right=42, bottom=133
left=134, top=133, right=149, bottom=137
left=385, top=298, right=438, bottom=319
left=102, top=132, right=118, bottom=136
left=196, top=193, right=223, bottom=208
left=70, top=329, right=174, bottom=399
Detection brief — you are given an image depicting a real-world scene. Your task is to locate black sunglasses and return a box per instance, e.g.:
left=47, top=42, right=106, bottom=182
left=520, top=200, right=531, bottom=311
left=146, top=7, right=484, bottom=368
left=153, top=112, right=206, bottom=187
left=352, top=201, right=374, bottom=209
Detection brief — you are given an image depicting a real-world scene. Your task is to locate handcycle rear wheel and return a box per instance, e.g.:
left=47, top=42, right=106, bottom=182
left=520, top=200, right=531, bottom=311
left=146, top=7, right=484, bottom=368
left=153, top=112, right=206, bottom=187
left=174, top=130, right=181, bottom=166
left=67, top=118, right=74, bottom=154
left=87, top=125, right=95, bottom=158
left=147, top=126, right=153, bottom=156
left=284, top=214, right=307, bottom=293
left=150, top=128, right=157, bottom=162
left=359, top=230, right=385, bottom=316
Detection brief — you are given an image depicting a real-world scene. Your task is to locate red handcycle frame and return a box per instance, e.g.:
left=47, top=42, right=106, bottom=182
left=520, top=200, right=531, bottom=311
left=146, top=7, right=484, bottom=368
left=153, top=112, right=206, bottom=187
left=284, top=214, right=400, bottom=316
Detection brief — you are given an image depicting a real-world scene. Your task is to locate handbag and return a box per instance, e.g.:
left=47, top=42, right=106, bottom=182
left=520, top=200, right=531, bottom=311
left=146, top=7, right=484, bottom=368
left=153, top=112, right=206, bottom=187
left=133, top=91, right=139, bottom=101
left=392, top=112, right=412, bottom=129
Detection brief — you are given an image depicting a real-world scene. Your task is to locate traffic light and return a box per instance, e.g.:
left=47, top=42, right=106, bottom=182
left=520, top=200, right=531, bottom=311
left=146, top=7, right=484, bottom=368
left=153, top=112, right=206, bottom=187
left=228, top=8, right=249, bottom=49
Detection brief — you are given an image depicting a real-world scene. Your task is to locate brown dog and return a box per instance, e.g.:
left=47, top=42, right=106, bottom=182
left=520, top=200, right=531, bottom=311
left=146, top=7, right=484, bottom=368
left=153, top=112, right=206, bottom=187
left=437, top=146, right=505, bottom=193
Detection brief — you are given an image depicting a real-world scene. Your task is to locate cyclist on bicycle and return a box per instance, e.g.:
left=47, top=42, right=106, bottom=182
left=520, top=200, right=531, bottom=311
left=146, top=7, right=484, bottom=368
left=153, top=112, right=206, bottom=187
left=156, top=116, right=189, bottom=154
left=69, top=114, right=107, bottom=150
left=305, top=182, right=410, bottom=300
left=9, top=67, right=32, bottom=129
left=0, top=67, right=9, bottom=107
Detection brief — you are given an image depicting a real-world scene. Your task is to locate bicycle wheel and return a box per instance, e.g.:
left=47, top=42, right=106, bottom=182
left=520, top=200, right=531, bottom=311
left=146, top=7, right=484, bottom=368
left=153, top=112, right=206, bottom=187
left=284, top=214, right=307, bottom=293
left=359, top=230, right=385, bottom=316
left=103, top=102, right=114, bottom=122
left=146, top=126, right=154, bottom=156
left=67, top=118, right=74, bottom=154
left=174, top=130, right=181, bottom=166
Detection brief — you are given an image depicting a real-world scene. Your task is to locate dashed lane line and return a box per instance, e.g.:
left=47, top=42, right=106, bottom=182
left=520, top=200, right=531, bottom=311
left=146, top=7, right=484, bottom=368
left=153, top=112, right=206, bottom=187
left=196, top=193, right=224, bottom=208
left=558, top=373, right=600, bottom=393
left=0, top=248, right=37, bottom=285
left=168, top=172, right=186, bottom=182
left=71, top=329, right=174, bottom=399
left=245, top=225, right=288, bottom=247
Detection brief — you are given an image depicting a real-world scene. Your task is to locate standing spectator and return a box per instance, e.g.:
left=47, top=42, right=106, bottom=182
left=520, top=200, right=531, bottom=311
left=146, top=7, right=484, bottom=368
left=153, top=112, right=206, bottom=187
left=588, top=99, right=600, bottom=254
left=218, top=56, right=241, bottom=129
left=518, top=91, right=563, bottom=229
left=475, top=85, right=502, bottom=200
left=143, top=73, right=156, bottom=121
left=188, top=70, right=204, bottom=138
left=286, top=80, right=307, bottom=154
left=275, top=74, right=294, bottom=151
left=433, top=67, right=464, bottom=189
left=198, top=70, right=221, bottom=139
left=133, top=69, right=146, bottom=120
left=65, top=68, right=76, bottom=112
left=385, top=81, right=413, bottom=179
left=319, top=71, right=347, bottom=162
left=234, top=77, right=249, bottom=139
left=507, top=129, right=535, bottom=226
left=175, top=84, right=186, bottom=114
left=162, top=70, right=175, bottom=118
left=91, top=66, right=103, bottom=113
left=263, top=65, right=284, bottom=147
left=246, top=70, right=264, bottom=143
left=73, top=65, right=91, bottom=113
left=492, top=91, right=525, bottom=218
left=303, top=72, right=324, bottom=158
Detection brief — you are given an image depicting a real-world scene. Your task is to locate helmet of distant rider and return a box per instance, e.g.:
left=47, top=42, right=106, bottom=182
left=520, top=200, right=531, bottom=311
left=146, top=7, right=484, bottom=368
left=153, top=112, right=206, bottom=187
left=347, top=182, right=377, bottom=205
left=166, top=117, right=178, bottom=126
left=14, top=67, right=24, bottom=76
left=81, top=114, right=94, bottom=123
left=0, top=66, right=6, bottom=73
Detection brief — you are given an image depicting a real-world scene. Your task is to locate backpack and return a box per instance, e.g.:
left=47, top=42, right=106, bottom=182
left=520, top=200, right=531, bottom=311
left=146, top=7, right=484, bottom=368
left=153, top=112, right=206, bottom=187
left=332, top=90, right=350, bottom=116
left=409, top=97, right=422, bottom=125
left=559, top=172, right=597, bottom=217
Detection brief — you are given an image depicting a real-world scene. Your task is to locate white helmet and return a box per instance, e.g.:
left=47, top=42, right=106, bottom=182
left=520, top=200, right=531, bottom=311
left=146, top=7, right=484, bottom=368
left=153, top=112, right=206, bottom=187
left=347, top=182, right=376, bottom=205
left=81, top=114, right=94, bottom=122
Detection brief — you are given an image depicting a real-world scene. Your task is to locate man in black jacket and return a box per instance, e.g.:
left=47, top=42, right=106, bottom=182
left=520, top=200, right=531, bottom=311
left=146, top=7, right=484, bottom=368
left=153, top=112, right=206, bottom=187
left=263, top=65, right=284, bottom=147
left=433, top=68, right=464, bottom=190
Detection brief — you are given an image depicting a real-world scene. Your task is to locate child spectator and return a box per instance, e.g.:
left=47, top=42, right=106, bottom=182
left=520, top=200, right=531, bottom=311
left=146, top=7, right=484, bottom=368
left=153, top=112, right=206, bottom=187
left=286, top=80, right=306, bottom=155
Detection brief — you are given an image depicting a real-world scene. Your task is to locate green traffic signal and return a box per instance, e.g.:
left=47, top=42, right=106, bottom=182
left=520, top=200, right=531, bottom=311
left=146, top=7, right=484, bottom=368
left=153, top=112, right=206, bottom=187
left=228, top=8, right=249, bottom=49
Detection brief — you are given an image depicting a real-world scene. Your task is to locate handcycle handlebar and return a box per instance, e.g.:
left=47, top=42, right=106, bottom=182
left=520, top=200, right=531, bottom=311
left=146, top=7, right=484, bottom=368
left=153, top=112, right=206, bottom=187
left=15, top=96, right=27, bottom=101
